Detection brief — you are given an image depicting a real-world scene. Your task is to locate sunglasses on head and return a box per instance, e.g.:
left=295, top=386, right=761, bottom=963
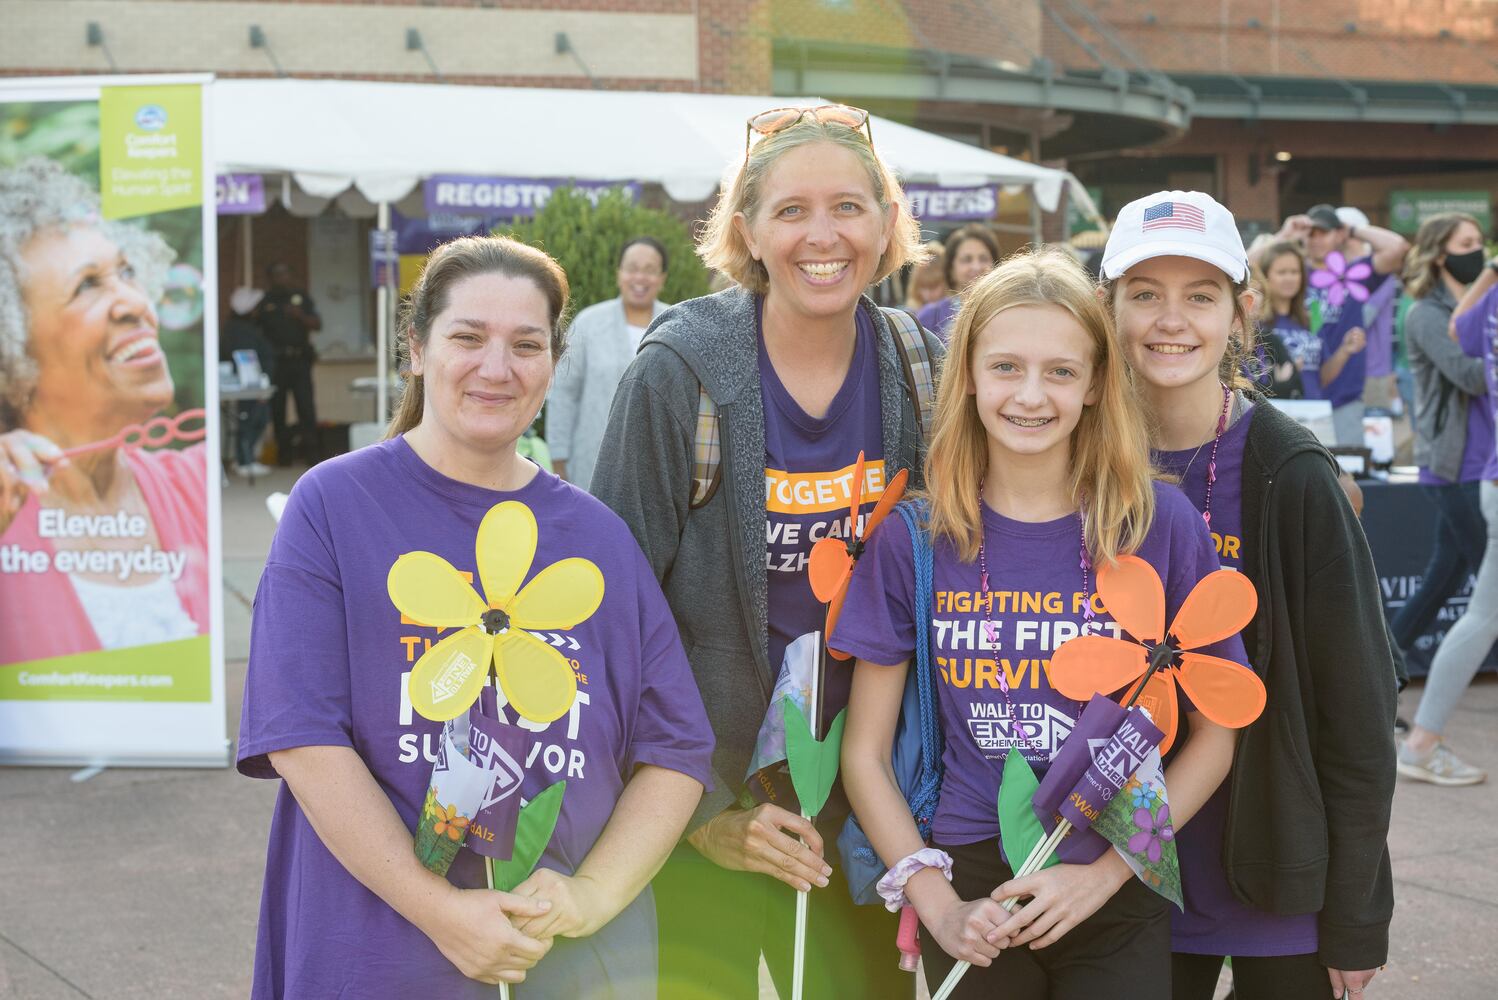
left=744, top=104, right=873, bottom=156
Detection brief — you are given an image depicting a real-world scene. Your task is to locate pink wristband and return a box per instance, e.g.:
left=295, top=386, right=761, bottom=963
left=875, top=848, right=954, bottom=912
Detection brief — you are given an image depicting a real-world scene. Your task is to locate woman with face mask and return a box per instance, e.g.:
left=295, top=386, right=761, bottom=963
left=1395, top=213, right=1493, bottom=787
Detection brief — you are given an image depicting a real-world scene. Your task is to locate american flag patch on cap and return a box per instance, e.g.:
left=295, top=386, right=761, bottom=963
left=1142, top=201, right=1206, bottom=232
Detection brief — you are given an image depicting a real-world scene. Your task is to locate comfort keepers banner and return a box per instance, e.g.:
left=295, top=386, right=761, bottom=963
left=0, top=75, right=226, bottom=766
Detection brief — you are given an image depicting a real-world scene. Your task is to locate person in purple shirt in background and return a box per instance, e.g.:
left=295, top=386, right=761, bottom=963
left=916, top=224, right=999, bottom=343
left=1337, top=207, right=1402, bottom=409
left=237, top=235, right=713, bottom=999
left=1387, top=215, right=1492, bottom=785
left=1398, top=243, right=1498, bottom=788
left=1254, top=241, right=1315, bottom=398
left=1254, top=203, right=1410, bottom=445
left=1107, top=191, right=1397, bottom=1000
left=837, top=247, right=1241, bottom=999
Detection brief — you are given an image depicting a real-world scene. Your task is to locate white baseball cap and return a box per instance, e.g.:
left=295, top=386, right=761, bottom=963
left=1336, top=206, right=1370, bottom=230
left=1101, top=190, right=1249, bottom=283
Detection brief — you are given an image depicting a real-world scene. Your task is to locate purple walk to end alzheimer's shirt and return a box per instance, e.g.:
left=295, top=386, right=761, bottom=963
left=1155, top=403, right=1319, bottom=957
left=830, top=480, right=1246, bottom=854
left=237, top=437, right=714, bottom=999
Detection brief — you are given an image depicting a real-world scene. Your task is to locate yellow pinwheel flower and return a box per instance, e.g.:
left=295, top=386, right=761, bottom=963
left=387, top=501, right=605, bottom=724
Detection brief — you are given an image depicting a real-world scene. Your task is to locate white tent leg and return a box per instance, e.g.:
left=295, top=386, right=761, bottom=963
left=375, top=200, right=390, bottom=426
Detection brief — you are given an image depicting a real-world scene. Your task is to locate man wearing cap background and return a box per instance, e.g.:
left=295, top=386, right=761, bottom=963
left=1254, top=205, right=1409, bottom=445
left=1338, top=207, right=1403, bottom=418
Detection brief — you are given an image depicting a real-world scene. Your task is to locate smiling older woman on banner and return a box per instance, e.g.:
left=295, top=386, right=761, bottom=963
left=0, top=158, right=209, bottom=664
left=592, top=104, right=942, bottom=1000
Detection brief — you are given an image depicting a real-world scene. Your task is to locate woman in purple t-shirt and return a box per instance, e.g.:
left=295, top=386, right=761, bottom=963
left=238, top=236, right=713, bottom=998
left=1105, top=191, right=1396, bottom=1000
left=1256, top=241, right=1318, bottom=399
left=837, top=248, right=1241, bottom=999
left=915, top=224, right=999, bottom=344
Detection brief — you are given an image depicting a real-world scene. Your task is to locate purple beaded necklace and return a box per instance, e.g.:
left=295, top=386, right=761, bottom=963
left=1197, top=382, right=1232, bottom=530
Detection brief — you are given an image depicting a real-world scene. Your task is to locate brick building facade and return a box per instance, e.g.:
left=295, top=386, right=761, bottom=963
left=6, top=0, right=1493, bottom=234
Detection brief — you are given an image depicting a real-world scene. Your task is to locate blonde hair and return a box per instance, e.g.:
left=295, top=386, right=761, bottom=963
left=903, top=242, right=948, bottom=312
left=924, top=247, right=1156, bottom=565
left=386, top=235, right=570, bottom=438
left=1403, top=212, right=1482, bottom=300
left=697, top=121, right=926, bottom=294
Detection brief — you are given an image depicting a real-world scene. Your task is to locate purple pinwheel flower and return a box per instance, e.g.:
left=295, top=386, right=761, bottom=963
left=1128, top=804, right=1175, bottom=863
left=1309, top=251, right=1373, bottom=309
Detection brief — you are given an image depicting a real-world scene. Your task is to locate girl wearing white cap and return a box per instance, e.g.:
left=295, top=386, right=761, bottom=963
left=1102, top=191, right=1397, bottom=1000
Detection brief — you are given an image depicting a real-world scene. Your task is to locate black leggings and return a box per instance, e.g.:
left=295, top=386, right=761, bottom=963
left=921, top=838, right=1171, bottom=1000
left=1173, top=952, right=1329, bottom=1000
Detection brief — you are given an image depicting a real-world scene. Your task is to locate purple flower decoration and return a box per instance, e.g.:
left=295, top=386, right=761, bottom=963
left=1128, top=804, right=1175, bottom=863
left=1309, top=251, right=1372, bottom=309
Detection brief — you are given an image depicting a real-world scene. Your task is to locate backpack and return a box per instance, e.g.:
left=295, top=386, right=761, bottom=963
left=688, top=306, right=937, bottom=509
left=836, top=501, right=946, bottom=905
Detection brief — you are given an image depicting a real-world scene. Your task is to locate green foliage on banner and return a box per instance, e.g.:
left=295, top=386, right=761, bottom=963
left=0, top=101, right=101, bottom=178
left=492, top=781, right=567, bottom=892
left=498, top=187, right=710, bottom=315
left=783, top=702, right=845, bottom=820
left=996, top=750, right=1058, bottom=873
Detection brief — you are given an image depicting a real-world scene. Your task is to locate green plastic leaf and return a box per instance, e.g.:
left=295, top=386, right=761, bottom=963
left=491, top=781, right=567, bottom=892
left=783, top=703, right=846, bottom=819
left=996, top=750, right=1058, bottom=873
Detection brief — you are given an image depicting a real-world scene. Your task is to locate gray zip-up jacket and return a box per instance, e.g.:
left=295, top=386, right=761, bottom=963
left=591, top=287, right=942, bottom=830
left=1407, top=284, right=1488, bottom=482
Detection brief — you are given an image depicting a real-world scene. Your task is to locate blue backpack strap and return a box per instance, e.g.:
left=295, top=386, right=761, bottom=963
left=897, top=501, right=944, bottom=841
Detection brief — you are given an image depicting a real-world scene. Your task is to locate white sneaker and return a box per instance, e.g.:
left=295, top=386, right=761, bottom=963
left=233, top=464, right=254, bottom=478
left=246, top=462, right=272, bottom=477
left=1397, top=741, right=1487, bottom=786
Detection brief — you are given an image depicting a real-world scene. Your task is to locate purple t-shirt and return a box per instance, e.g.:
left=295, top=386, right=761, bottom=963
left=1308, top=255, right=1384, bottom=407
left=1363, top=275, right=1399, bottom=379
left=1465, top=284, right=1498, bottom=481
left=1274, top=314, right=1322, bottom=401
left=1425, top=292, right=1498, bottom=485
left=1155, top=406, right=1319, bottom=956
left=830, top=480, right=1245, bottom=847
left=761, top=303, right=884, bottom=733
left=915, top=296, right=959, bottom=344
left=238, top=437, right=714, bottom=999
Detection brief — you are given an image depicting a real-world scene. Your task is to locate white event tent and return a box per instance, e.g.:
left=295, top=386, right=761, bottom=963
left=212, top=78, right=1083, bottom=210
left=210, top=79, right=1093, bottom=418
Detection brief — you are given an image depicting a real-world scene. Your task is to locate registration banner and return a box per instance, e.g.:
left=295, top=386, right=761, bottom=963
left=0, top=75, right=225, bottom=766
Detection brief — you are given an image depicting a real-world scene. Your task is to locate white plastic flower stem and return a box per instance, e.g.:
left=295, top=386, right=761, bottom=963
left=486, top=858, right=512, bottom=1000
left=792, top=633, right=828, bottom=1000
left=930, top=819, right=1073, bottom=1000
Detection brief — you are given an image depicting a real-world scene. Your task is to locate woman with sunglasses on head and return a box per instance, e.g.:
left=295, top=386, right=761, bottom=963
left=916, top=225, right=1001, bottom=344
left=592, top=104, right=941, bottom=999
left=1103, top=192, right=1397, bottom=1000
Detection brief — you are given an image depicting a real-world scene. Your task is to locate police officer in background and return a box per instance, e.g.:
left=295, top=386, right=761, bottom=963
left=257, top=262, right=323, bottom=466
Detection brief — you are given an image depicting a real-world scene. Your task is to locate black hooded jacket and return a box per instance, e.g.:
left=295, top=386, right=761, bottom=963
left=1225, top=402, right=1397, bottom=970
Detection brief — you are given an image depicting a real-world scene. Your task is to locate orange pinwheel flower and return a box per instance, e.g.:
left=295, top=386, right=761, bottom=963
left=432, top=803, right=470, bottom=842
left=808, top=451, right=909, bottom=660
left=1048, top=555, right=1265, bottom=754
